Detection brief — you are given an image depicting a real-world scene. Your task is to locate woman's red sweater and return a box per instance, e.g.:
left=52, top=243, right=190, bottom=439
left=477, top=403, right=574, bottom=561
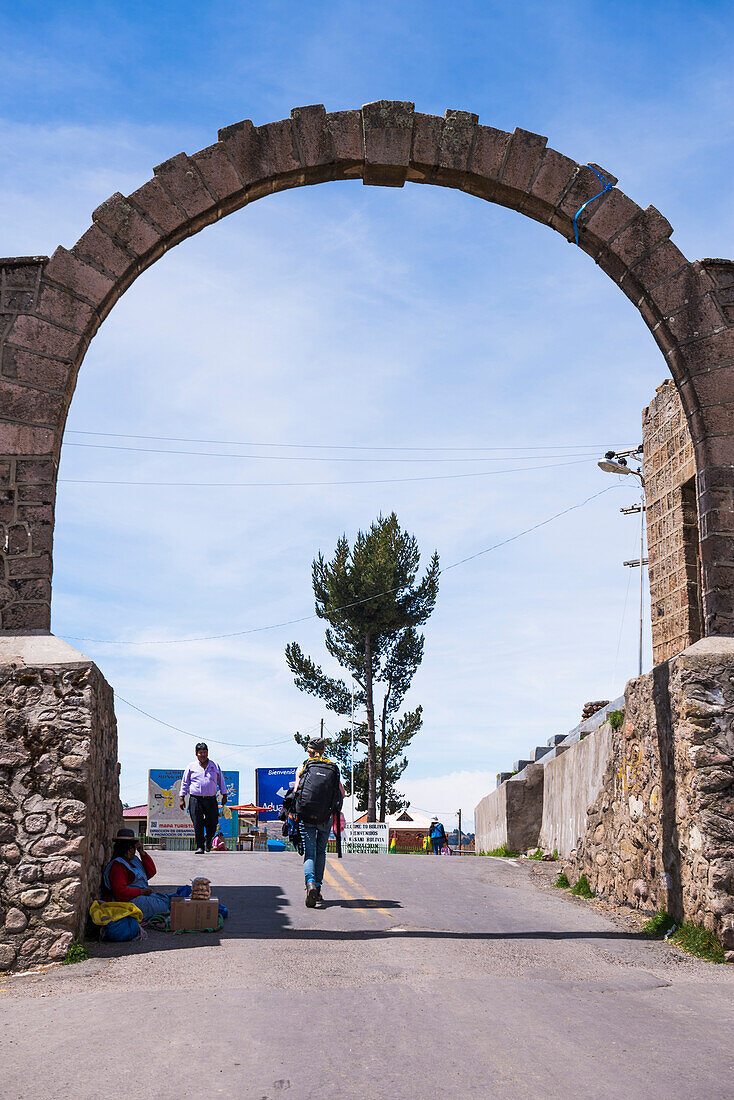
left=108, top=851, right=157, bottom=902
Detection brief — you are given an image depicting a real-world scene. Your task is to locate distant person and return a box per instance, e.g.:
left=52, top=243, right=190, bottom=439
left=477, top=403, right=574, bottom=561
left=211, top=830, right=227, bottom=851
left=429, top=816, right=446, bottom=855
left=179, top=742, right=228, bottom=854
left=292, top=737, right=345, bottom=909
left=102, top=828, right=172, bottom=918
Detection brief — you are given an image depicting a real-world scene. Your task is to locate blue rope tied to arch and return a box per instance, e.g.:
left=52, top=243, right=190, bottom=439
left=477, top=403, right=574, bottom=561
left=573, top=164, right=616, bottom=245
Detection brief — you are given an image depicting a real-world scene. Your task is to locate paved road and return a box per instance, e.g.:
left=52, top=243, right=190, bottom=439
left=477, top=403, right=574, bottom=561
left=2, top=851, right=733, bottom=1099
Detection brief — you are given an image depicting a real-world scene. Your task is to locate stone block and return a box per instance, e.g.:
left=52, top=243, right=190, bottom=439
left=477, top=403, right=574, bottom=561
left=583, top=189, right=640, bottom=242
left=1, top=347, right=71, bottom=392
left=362, top=100, right=414, bottom=187
left=527, top=149, right=578, bottom=209
left=153, top=153, right=215, bottom=219
left=467, top=125, right=511, bottom=187
left=666, top=294, right=726, bottom=343
left=191, top=142, right=244, bottom=201
left=5, top=907, right=27, bottom=932
left=291, top=105, right=334, bottom=168
left=6, top=317, right=80, bottom=364
left=20, top=886, right=50, bottom=908
left=92, top=192, right=163, bottom=256
left=438, top=110, right=478, bottom=173
left=36, top=285, right=95, bottom=335
left=609, top=205, right=673, bottom=268
left=326, top=111, right=363, bottom=163
left=127, top=177, right=188, bottom=235
left=500, top=128, right=547, bottom=193
left=257, top=119, right=301, bottom=176
left=218, top=120, right=272, bottom=187
left=43, top=246, right=114, bottom=304
left=409, top=113, right=442, bottom=173
left=73, top=224, right=135, bottom=280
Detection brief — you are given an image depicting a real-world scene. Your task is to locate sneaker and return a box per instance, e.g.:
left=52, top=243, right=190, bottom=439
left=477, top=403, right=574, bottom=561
left=305, top=884, right=319, bottom=908
left=194, top=847, right=205, bottom=854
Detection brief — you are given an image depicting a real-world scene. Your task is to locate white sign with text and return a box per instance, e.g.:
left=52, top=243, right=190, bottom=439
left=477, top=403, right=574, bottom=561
left=343, top=822, right=390, bottom=853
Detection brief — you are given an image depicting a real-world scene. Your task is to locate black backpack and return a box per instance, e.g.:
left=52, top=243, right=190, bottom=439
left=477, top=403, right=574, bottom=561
left=294, top=759, right=342, bottom=825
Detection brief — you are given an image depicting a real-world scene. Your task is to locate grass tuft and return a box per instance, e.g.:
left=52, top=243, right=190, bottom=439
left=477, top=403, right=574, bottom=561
left=526, top=848, right=544, bottom=861
left=553, top=871, right=570, bottom=888
left=570, top=874, right=594, bottom=898
left=669, top=922, right=726, bottom=964
left=62, top=939, right=89, bottom=965
left=639, top=911, right=725, bottom=962
left=641, top=909, right=676, bottom=937
left=481, top=844, right=519, bottom=858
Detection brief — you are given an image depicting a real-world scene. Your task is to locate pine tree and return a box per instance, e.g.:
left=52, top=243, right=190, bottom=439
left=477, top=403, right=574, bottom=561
left=286, top=512, right=439, bottom=821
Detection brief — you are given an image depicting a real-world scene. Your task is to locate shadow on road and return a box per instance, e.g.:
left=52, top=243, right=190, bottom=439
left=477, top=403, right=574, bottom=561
left=322, top=899, right=402, bottom=910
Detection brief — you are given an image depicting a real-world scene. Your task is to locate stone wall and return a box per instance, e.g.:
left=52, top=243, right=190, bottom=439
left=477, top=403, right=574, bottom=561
left=0, top=635, right=121, bottom=971
left=643, top=379, right=703, bottom=665
left=474, top=764, right=544, bottom=854
left=571, top=637, right=734, bottom=948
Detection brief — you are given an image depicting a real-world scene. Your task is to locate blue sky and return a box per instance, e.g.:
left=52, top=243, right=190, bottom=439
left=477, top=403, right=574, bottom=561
left=2, top=2, right=733, bottom=825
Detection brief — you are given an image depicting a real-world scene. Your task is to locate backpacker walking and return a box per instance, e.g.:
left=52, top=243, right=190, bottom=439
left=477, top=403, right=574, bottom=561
left=429, top=816, right=447, bottom=855
left=292, top=737, right=345, bottom=908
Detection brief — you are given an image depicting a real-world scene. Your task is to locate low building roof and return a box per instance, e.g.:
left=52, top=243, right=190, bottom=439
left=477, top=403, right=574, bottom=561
left=123, top=805, right=147, bottom=818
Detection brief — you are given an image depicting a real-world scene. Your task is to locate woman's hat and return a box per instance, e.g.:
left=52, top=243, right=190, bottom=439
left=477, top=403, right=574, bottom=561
left=308, top=736, right=327, bottom=752
left=113, top=827, right=137, bottom=844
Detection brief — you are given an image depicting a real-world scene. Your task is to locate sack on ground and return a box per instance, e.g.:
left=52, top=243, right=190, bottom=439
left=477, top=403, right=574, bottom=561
left=102, top=915, right=140, bottom=941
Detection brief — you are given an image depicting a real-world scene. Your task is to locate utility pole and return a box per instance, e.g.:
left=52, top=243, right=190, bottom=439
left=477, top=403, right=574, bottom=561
left=320, top=717, right=324, bottom=739
left=457, top=809, right=462, bottom=855
left=598, top=446, right=646, bottom=676
left=350, top=682, right=355, bottom=840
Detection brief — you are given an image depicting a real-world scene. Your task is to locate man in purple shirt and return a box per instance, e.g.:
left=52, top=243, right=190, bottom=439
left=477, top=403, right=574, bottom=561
left=179, top=742, right=228, bottom=854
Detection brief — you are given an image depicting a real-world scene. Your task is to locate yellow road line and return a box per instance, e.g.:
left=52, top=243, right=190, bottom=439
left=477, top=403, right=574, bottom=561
left=328, top=858, right=395, bottom=920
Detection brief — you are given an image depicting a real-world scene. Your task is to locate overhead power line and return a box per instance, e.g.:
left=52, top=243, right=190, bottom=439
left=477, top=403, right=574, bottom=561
left=114, top=691, right=295, bottom=749
left=58, top=456, right=590, bottom=488
left=61, top=483, right=618, bottom=646
left=65, top=428, right=621, bottom=453
left=62, top=441, right=600, bottom=464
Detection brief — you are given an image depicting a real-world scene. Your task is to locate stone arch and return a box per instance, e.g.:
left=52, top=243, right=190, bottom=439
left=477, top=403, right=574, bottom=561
left=0, top=101, right=732, bottom=637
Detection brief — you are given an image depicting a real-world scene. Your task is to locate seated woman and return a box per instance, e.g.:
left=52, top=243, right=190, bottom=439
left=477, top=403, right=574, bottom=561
left=103, top=827, right=172, bottom=919
left=210, top=830, right=227, bottom=851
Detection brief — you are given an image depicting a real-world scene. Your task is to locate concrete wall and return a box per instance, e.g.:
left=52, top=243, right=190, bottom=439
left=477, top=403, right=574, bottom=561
left=539, top=723, right=614, bottom=857
left=475, top=764, right=543, bottom=854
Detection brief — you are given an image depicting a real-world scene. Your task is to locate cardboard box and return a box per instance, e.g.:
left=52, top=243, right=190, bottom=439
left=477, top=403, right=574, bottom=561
left=170, top=896, right=219, bottom=931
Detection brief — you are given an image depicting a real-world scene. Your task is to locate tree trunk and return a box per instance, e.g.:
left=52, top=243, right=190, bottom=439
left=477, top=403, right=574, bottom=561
left=364, top=631, right=377, bottom=821
left=379, top=694, right=388, bottom=822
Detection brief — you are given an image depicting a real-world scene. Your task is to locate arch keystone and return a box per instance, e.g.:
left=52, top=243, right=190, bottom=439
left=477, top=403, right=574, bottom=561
left=362, top=100, right=415, bottom=187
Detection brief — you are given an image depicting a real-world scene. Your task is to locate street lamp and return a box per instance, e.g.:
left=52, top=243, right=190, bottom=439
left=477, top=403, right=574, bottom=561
left=598, top=448, right=646, bottom=677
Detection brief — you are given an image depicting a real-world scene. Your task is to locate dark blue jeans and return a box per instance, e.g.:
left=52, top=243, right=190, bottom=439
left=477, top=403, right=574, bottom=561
left=432, top=837, right=443, bottom=854
left=300, top=822, right=330, bottom=887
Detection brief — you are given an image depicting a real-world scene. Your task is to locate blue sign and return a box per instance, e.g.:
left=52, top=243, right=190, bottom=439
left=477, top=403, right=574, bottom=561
left=255, top=767, right=298, bottom=822
left=148, top=768, right=240, bottom=838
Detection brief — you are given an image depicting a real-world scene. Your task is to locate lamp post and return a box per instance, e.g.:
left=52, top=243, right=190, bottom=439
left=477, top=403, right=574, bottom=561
left=598, top=450, right=646, bottom=677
